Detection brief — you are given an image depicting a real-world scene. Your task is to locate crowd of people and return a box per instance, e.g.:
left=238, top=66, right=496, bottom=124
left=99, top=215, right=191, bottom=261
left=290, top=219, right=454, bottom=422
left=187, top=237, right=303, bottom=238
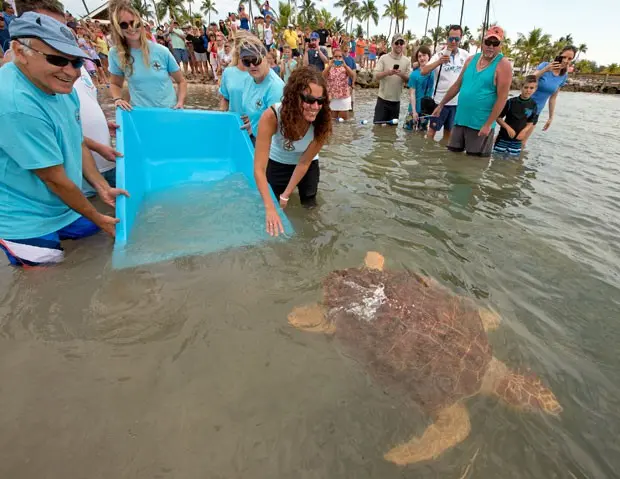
left=0, top=0, right=576, bottom=267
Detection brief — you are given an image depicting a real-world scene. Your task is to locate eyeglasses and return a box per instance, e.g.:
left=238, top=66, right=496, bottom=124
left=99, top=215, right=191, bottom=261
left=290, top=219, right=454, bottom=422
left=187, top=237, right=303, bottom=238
left=241, top=56, right=263, bottom=67
left=119, top=20, right=142, bottom=30
left=299, top=93, right=326, bottom=106
left=16, top=40, right=84, bottom=69
left=448, top=36, right=461, bottom=42
left=394, top=40, right=405, bottom=46
left=484, top=38, right=501, bottom=47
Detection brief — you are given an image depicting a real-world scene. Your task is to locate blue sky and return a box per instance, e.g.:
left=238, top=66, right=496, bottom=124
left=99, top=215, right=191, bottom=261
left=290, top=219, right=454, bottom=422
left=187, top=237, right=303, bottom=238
left=64, top=0, right=615, bottom=64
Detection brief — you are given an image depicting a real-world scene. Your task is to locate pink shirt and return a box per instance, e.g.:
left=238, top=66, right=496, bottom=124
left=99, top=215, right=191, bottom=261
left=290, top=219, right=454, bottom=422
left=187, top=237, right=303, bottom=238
left=327, top=66, right=349, bottom=99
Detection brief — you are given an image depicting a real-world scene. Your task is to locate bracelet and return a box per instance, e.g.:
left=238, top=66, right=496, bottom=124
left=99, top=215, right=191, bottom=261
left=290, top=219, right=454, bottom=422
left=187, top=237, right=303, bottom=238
left=279, top=195, right=289, bottom=202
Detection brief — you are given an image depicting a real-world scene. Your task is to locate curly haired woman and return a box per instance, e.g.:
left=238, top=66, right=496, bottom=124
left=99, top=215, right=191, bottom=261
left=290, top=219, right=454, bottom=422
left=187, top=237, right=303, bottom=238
left=254, top=66, right=333, bottom=236
left=107, top=0, right=186, bottom=110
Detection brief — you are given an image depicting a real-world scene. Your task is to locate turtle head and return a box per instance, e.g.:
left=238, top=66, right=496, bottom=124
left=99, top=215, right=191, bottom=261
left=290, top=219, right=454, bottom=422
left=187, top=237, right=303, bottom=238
left=483, top=358, right=563, bottom=416
left=288, top=304, right=335, bottom=334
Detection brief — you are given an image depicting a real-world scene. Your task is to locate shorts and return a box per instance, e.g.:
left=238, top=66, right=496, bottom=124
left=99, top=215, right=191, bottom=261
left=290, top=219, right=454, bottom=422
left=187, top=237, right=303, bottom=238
left=429, top=104, right=457, bottom=132
left=173, top=48, right=189, bottom=63
left=447, top=125, right=495, bottom=157
left=369, top=53, right=377, bottom=60
left=494, top=137, right=523, bottom=156
left=330, top=96, right=352, bottom=111
left=373, top=97, right=400, bottom=123
left=93, top=58, right=102, bottom=68
left=194, top=51, right=208, bottom=62
left=0, top=217, right=100, bottom=268
left=266, top=159, right=320, bottom=206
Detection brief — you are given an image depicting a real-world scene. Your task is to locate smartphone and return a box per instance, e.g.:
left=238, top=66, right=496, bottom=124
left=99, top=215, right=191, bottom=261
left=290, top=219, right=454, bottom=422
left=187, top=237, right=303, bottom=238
left=393, top=64, right=399, bottom=70
left=554, top=55, right=563, bottom=63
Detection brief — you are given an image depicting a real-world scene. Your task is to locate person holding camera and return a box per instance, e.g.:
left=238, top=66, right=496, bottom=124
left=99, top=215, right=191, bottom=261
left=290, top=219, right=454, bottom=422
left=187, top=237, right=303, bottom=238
left=303, top=32, right=328, bottom=72
left=324, top=47, right=356, bottom=120
left=420, top=25, right=470, bottom=142
left=372, top=33, right=411, bottom=124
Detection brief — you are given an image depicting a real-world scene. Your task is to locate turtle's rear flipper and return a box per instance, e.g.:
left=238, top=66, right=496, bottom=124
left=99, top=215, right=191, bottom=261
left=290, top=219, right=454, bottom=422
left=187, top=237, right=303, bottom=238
left=364, top=251, right=385, bottom=271
left=288, top=304, right=334, bottom=334
left=383, top=403, right=471, bottom=465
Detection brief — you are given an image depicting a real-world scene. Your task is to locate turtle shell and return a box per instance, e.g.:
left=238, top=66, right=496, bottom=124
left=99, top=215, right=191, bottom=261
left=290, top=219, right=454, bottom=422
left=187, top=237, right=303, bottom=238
left=322, top=267, right=492, bottom=413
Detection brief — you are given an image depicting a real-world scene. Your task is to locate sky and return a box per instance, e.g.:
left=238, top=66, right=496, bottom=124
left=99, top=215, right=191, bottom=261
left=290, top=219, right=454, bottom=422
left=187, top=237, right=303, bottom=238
left=61, top=0, right=616, bottom=65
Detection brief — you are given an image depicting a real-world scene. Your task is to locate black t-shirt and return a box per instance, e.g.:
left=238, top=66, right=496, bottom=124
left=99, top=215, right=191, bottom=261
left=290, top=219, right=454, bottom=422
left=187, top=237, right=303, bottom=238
left=186, top=34, right=206, bottom=53
left=498, top=95, right=539, bottom=140
left=315, top=28, right=330, bottom=45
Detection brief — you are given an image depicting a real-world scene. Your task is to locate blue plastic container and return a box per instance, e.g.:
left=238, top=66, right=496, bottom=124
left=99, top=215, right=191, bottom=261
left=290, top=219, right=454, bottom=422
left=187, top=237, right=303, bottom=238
left=112, top=107, right=293, bottom=269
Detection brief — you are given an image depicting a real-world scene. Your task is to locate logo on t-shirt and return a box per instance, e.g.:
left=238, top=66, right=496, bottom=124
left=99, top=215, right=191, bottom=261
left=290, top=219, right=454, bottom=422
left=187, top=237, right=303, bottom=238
left=152, top=61, right=162, bottom=71
left=255, top=99, right=263, bottom=108
left=283, top=139, right=295, bottom=151
left=524, top=108, right=534, bottom=118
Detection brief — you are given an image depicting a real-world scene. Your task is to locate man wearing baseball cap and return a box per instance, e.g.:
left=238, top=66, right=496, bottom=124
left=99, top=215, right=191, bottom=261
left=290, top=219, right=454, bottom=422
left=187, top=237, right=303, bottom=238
left=303, top=31, right=328, bottom=72
left=432, top=25, right=512, bottom=157
left=0, top=12, right=127, bottom=267
left=372, top=33, right=411, bottom=123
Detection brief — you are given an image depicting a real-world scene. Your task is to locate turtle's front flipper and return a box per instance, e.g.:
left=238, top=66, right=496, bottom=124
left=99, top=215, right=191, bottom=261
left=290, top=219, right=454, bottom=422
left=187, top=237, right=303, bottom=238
left=288, top=304, right=335, bottom=334
left=364, top=251, right=385, bottom=271
left=384, top=403, right=471, bottom=465
left=478, top=307, right=501, bottom=332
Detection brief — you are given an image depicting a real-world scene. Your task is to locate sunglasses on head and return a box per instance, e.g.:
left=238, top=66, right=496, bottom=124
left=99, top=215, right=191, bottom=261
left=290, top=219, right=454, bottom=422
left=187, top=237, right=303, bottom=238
left=241, top=56, right=263, bottom=67
left=484, top=38, right=501, bottom=47
left=394, top=40, right=404, bottom=46
left=448, top=36, right=461, bottom=42
left=119, top=20, right=142, bottom=30
left=16, top=40, right=84, bottom=68
left=299, top=92, right=326, bottom=106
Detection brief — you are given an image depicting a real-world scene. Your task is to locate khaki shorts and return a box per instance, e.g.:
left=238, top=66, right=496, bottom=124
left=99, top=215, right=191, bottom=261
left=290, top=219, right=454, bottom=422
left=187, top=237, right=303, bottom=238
left=447, top=125, right=495, bottom=157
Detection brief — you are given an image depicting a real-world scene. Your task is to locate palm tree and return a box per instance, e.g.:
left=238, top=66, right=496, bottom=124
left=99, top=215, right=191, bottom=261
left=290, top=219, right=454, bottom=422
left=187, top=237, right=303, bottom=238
left=515, top=27, right=551, bottom=69
left=156, top=0, right=184, bottom=21
left=191, top=12, right=203, bottom=25
left=200, top=0, right=217, bottom=25
left=132, top=0, right=154, bottom=19
left=461, top=25, right=473, bottom=50
left=359, top=0, right=378, bottom=37
left=575, top=43, right=587, bottom=62
left=334, top=0, right=359, bottom=34
left=427, top=26, right=441, bottom=45
left=382, top=0, right=399, bottom=39
left=316, top=8, right=337, bottom=30
left=418, top=0, right=439, bottom=39
left=354, top=23, right=363, bottom=38
left=395, top=1, right=406, bottom=33
left=274, top=1, right=291, bottom=30
left=605, top=63, right=619, bottom=74
left=298, top=0, right=316, bottom=26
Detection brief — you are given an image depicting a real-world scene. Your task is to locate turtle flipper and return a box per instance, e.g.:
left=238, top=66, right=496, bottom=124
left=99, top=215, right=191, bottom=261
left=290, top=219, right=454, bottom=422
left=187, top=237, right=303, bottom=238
left=288, top=304, right=335, bottom=334
left=364, top=251, right=385, bottom=271
left=478, top=307, right=501, bottom=332
left=384, top=403, right=471, bottom=465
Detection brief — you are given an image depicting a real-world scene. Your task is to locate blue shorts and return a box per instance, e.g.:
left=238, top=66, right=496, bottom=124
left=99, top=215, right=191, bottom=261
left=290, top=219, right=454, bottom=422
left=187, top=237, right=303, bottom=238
left=369, top=53, right=377, bottom=60
left=429, top=104, right=457, bottom=132
left=494, top=137, right=522, bottom=156
left=0, top=217, right=100, bottom=268
left=173, top=48, right=189, bottom=63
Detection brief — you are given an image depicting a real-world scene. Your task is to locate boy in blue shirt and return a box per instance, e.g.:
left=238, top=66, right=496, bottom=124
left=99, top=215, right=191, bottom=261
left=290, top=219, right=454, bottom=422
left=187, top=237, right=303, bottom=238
left=405, top=45, right=434, bottom=131
left=493, top=75, right=539, bottom=157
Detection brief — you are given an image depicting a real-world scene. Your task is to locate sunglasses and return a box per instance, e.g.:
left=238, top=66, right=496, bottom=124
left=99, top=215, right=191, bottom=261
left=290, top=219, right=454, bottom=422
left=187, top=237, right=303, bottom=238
left=119, top=20, right=142, bottom=30
left=394, top=40, right=405, bottom=46
left=448, top=36, right=461, bottom=42
left=16, top=40, right=84, bottom=68
left=484, top=38, right=501, bottom=47
left=241, top=56, right=263, bottom=67
left=299, top=93, right=326, bottom=106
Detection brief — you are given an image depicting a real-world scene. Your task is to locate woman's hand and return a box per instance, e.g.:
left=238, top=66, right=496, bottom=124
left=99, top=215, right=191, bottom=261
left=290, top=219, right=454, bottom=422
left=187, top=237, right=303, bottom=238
left=240, top=114, right=253, bottom=135
left=410, top=111, right=418, bottom=122
left=114, top=98, right=132, bottom=111
left=172, top=101, right=184, bottom=109
left=265, top=207, right=284, bottom=236
left=542, top=117, right=553, bottom=131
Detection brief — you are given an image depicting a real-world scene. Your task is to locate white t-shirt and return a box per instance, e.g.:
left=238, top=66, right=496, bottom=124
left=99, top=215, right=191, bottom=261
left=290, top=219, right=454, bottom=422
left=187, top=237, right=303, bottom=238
left=429, top=47, right=470, bottom=106
left=264, top=25, right=273, bottom=45
left=73, top=67, right=115, bottom=173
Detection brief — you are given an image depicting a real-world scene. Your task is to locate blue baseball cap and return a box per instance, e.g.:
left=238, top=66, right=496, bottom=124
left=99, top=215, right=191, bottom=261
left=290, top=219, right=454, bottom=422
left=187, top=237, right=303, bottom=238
left=310, top=32, right=320, bottom=40
left=9, top=12, right=89, bottom=59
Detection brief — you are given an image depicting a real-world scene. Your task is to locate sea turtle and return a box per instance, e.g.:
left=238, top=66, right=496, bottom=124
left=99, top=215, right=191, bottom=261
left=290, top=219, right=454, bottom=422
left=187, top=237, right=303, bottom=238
left=288, top=252, right=562, bottom=466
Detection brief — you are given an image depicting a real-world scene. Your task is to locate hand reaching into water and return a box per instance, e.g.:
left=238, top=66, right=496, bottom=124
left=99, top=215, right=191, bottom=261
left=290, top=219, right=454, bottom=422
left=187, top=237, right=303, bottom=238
left=543, top=117, right=553, bottom=131
left=265, top=208, right=284, bottom=237
left=240, top=114, right=253, bottom=136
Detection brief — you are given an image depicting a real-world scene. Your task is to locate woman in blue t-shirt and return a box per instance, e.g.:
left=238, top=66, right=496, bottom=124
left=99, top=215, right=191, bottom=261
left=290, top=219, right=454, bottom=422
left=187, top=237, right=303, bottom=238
left=108, top=1, right=187, bottom=110
left=522, top=45, right=576, bottom=144
left=254, top=67, right=333, bottom=236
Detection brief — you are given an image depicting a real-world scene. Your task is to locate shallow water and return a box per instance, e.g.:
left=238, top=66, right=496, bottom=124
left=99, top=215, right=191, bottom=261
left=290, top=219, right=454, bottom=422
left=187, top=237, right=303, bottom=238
left=1, top=88, right=619, bottom=478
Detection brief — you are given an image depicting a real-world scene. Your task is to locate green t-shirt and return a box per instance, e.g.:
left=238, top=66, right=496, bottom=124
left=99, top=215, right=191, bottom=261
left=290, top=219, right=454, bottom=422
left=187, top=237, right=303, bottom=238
left=170, top=28, right=186, bottom=50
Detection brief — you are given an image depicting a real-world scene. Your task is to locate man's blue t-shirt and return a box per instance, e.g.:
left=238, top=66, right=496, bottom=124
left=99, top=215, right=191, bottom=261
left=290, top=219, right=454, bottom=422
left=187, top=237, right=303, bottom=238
left=531, top=62, right=568, bottom=113
left=0, top=63, right=82, bottom=239
left=241, top=69, right=284, bottom=136
left=219, top=66, right=250, bottom=113
left=344, top=55, right=356, bottom=85
left=407, top=68, right=435, bottom=113
left=307, top=47, right=328, bottom=71
left=108, top=42, right=180, bottom=108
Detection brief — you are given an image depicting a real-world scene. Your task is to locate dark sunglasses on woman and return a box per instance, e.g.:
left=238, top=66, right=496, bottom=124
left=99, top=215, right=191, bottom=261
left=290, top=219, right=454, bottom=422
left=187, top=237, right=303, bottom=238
left=119, top=20, right=142, bottom=30
left=241, top=56, right=262, bottom=67
left=16, top=40, right=84, bottom=68
left=299, top=93, right=325, bottom=106
left=483, top=38, right=501, bottom=47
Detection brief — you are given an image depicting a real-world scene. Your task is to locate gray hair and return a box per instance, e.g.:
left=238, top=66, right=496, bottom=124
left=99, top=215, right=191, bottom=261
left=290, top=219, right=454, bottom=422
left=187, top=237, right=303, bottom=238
left=12, top=38, right=34, bottom=57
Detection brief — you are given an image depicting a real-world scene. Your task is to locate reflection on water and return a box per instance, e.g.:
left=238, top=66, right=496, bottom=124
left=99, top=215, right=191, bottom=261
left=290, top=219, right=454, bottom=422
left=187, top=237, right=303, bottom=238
left=1, top=89, right=620, bottom=478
